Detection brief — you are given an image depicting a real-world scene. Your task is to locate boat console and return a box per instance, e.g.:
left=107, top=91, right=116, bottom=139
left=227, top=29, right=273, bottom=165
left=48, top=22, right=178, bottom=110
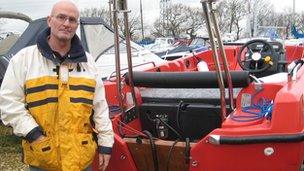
left=237, top=39, right=287, bottom=77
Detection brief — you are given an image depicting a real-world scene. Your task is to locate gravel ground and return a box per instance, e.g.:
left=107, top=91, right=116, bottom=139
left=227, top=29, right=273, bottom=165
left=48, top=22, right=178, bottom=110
left=0, top=124, right=28, bottom=171
left=0, top=153, right=28, bottom=171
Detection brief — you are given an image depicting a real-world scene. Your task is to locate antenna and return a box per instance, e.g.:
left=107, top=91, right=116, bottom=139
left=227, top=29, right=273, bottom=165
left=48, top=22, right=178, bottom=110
left=159, top=0, right=172, bottom=36
left=140, top=0, right=144, bottom=39
left=293, top=0, right=295, bottom=24
left=108, top=0, right=113, bottom=27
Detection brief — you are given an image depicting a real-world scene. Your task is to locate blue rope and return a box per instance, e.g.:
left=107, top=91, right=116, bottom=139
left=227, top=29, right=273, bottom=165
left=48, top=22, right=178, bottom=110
left=231, top=98, right=273, bottom=122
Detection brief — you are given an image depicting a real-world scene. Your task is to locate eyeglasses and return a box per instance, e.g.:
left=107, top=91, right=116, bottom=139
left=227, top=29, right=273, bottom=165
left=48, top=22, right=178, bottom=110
left=52, top=14, right=79, bottom=25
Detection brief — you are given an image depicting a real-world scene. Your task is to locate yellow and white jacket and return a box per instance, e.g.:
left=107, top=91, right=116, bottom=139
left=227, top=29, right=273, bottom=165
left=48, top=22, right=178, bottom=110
left=0, top=28, right=114, bottom=171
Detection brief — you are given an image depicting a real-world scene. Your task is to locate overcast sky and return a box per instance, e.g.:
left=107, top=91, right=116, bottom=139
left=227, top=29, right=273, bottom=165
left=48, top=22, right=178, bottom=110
left=0, top=0, right=303, bottom=33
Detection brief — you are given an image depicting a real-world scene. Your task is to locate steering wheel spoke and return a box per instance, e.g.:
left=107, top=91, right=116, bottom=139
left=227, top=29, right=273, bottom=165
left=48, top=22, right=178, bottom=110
left=243, top=58, right=252, bottom=63
left=255, top=61, right=259, bottom=70
left=259, top=44, right=265, bottom=53
left=249, top=48, right=254, bottom=54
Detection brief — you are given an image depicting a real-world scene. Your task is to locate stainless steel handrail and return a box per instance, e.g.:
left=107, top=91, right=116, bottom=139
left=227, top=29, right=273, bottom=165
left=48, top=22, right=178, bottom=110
left=201, top=0, right=234, bottom=122
left=209, top=5, right=235, bottom=111
left=113, top=0, right=124, bottom=115
left=122, top=1, right=139, bottom=110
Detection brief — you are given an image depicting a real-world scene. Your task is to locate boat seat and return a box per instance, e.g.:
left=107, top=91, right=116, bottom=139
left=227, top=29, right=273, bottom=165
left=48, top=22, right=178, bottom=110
left=125, top=71, right=251, bottom=88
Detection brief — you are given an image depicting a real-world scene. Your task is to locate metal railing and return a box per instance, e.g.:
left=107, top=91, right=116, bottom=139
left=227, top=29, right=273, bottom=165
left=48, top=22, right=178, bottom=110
left=201, top=0, right=235, bottom=122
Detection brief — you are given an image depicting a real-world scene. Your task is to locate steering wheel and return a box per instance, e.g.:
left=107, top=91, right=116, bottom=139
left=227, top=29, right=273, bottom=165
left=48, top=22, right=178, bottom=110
left=237, top=39, right=276, bottom=73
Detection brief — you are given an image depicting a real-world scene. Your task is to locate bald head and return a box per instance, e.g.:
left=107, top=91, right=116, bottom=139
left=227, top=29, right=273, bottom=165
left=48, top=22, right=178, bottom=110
left=47, top=0, right=80, bottom=47
left=50, top=0, right=79, bottom=18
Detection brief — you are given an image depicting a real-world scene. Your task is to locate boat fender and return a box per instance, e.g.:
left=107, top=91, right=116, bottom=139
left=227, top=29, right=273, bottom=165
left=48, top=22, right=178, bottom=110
left=197, top=60, right=209, bottom=71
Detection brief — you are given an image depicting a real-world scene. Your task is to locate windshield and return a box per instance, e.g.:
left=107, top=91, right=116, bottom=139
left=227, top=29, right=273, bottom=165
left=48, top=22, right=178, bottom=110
left=83, top=24, right=144, bottom=60
left=83, top=24, right=115, bottom=59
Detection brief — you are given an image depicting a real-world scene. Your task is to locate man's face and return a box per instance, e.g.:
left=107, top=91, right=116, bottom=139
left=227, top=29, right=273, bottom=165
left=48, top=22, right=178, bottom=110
left=47, top=5, right=79, bottom=42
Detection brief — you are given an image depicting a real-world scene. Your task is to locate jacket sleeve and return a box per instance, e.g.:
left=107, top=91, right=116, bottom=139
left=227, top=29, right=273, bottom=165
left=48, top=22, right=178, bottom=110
left=89, top=52, right=114, bottom=154
left=93, top=76, right=114, bottom=154
left=0, top=51, right=41, bottom=141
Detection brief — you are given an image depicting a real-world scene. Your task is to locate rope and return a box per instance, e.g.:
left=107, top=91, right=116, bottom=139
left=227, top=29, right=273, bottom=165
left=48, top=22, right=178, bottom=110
left=231, top=98, right=273, bottom=122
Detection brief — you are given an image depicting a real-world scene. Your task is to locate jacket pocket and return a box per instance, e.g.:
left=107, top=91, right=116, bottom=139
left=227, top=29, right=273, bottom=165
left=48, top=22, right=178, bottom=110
left=30, top=137, right=59, bottom=169
left=78, top=134, right=97, bottom=169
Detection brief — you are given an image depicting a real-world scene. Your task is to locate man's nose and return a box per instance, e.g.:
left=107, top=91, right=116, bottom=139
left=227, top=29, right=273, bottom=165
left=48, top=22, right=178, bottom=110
left=63, top=19, right=71, bottom=26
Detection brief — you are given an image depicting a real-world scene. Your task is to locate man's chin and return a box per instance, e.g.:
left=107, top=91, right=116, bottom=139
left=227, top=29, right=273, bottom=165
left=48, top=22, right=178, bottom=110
left=58, top=35, right=73, bottom=42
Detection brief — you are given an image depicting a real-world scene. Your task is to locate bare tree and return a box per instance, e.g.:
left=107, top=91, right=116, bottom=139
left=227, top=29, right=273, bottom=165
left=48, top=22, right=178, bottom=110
left=152, top=4, right=185, bottom=38
left=117, top=15, right=142, bottom=41
left=276, top=8, right=293, bottom=38
left=80, top=8, right=142, bottom=40
left=183, top=7, right=204, bottom=39
left=80, top=7, right=110, bottom=25
left=218, top=0, right=247, bottom=39
left=152, top=3, right=204, bottom=39
left=245, top=0, right=275, bottom=37
left=295, top=12, right=304, bottom=33
left=166, top=4, right=188, bottom=37
left=257, top=7, right=295, bottom=39
left=152, top=19, right=165, bottom=37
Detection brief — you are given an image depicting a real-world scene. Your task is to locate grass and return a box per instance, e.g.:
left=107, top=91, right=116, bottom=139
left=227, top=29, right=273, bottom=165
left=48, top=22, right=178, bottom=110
left=0, top=123, right=28, bottom=171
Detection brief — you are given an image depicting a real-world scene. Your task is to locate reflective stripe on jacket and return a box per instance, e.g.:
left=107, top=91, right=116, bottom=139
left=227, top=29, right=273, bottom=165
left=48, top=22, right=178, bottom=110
left=0, top=45, right=114, bottom=170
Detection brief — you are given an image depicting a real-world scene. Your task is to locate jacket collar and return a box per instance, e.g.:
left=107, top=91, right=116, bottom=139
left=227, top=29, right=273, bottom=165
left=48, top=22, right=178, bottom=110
left=36, top=28, right=87, bottom=65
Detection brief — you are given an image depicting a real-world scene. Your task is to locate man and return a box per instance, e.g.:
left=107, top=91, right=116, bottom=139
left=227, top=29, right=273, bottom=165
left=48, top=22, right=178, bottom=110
left=0, top=0, right=114, bottom=170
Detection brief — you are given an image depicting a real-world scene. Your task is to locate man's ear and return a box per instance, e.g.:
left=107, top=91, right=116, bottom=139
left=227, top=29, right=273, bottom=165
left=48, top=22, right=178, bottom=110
left=47, top=16, right=52, bottom=27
